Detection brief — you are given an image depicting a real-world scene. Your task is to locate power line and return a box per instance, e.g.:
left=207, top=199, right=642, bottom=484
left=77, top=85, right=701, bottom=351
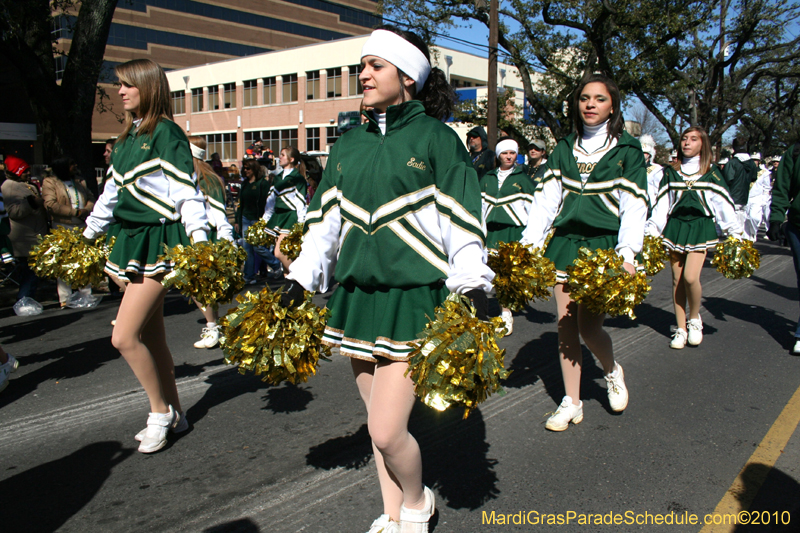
left=381, top=16, right=493, bottom=54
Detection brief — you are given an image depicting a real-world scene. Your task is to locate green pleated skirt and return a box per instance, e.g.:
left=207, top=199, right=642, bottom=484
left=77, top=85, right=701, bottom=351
left=662, top=213, right=718, bottom=253
left=322, top=283, right=450, bottom=363
left=267, top=209, right=298, bottom=234
left=105, top=221, right=191, bottom=282
left=486, top=222, right=524, bottom=250
left=545, top=231, right=619, bottom=283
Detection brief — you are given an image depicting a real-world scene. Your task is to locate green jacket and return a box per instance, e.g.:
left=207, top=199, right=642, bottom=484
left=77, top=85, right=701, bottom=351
left=235, top=177, right=270, bottom=226
left=289, top=100, right=489, bottom=292
left=769, top=144, right=800, bottom=229
left=722, top=155, right=758, bottom=206
left=480, top=165, right=536, bottom=227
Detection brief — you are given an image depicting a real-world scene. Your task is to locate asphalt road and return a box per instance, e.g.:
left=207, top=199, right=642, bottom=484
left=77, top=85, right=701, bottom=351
left=1, top=238, right=799, bottom=533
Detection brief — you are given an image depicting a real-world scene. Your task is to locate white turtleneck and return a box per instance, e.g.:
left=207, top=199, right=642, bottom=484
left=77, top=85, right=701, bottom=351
left=497, top=166, right=514, bottom=188
left=579, top=119, right=611, bottom=154
left=681, top=155, right=701, bottom=177
left=374, top=111, right=387, bottom=135
left=282, top=166, right=294, bottom=179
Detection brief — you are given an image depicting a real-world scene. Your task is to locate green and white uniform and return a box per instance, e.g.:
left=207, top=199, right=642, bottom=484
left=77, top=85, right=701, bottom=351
left=287, top=101, right=493, bottom=362
left=480, top=165, right=536, bottom=249
left=199, top=174, right=233, bottom=242
left=645, top=157, right=742, bottom=253
left=521, top=125, right=649, bottom=282
left=84, top=119, right=209, bottom=282
left=262, top=167, right=308, bottom=234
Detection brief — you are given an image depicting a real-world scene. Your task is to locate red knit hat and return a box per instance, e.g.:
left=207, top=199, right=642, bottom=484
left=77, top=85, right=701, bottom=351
left=4, top=155, right=30, bottom=177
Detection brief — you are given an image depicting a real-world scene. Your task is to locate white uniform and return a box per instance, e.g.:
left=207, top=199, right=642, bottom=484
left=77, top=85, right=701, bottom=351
left=744, top=168, right=772, bottom=241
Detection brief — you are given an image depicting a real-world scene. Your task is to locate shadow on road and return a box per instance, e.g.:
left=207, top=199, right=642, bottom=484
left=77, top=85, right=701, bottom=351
left=204, top=518, right=261, bottom=533
left=0, top=337, right=116, bottom=407
left=0, top=310, right=84, bottom=344
left=749, top=274, right=799, bottom=303
left=306, top=423, right=372, bottom=470
left=733, top=462, right=800, bottom=532
left=703, top=296, right=795, bottom=350
left=0, top=441, right=134, bottom=533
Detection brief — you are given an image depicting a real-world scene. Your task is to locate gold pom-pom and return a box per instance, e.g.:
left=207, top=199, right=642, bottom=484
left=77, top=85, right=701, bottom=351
left=711, top=236, right=761, bottom=279
left=279, top=223, right=304, bottom=261
left=641, top=235, right=669, bottom=276
left=487, top=241, right=556, bottom=311
left=28, top=226, right=112, bottom=289
left=406, top=293, right=509, bottom=419
left=245, top=219, right=276, bottom=247
left=220, top=288, right=331, bottom=385
left=566, top=247, right=651, bottom=319
left=160, top=239, right=246, bottom=306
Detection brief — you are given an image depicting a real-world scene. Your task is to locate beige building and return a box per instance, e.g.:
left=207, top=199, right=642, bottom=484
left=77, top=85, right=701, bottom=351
left=163, top=35, right=526, bottom=165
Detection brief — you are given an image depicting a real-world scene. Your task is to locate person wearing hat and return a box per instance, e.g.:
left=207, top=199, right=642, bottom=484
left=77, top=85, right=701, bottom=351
left=639, top=134, right=663, bottom=211
left=466, top=126, right=496, bottom=179
left=280, top=25, right=492, bottom=532
left=1, top=155, right=48, bottom=303
left=744, top=154, right=773, bottom=241
left=722, top=138, right=758, bottom=228
left=481, top=138, right=537, bottom=335
left=524, top=139, right=548, bottom=183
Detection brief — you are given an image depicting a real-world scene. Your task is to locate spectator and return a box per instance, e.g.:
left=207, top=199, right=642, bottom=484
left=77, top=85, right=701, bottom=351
left=722, top=137, right=758, bottom=227
left=210, top=152, right=224, bottom=176
left=466, top=126, right=496, bottom=179
left=43, top=156, right=96, bottom=307
left=1, top=155, right=48, bottom=304
left=235, top=159, right=282, bottom=283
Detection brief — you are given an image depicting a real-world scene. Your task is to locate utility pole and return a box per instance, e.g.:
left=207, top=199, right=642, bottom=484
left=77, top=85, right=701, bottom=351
left=487, top=0, right=498, bottom=149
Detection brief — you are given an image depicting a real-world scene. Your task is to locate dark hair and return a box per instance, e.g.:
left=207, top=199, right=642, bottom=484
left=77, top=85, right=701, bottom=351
left=570, top=72, right=624, bottom=139
left=282, top=146, right=307, bottom=179
left=242, top=159, right=262, bottom=179
left=104, top=138, right=116, bottom=146
left=51, top=156, right=76, bottom=181
left=732, top=137, right=748, bottom=154
left=375, top=25, right=456, bottom=121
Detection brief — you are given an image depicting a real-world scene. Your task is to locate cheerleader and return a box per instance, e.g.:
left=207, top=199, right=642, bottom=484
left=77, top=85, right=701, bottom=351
left=639, top=134, right=664, bottom=212
left=481, top=138, right=536, bottom=335
left=281, top=26, right=493, bottom=533
left=187, top=136, right=234, bottom=350
left=261, top=146, right=307, bottom=272
left=521, top=72, right=648, bottom=431
left=83, top=59, right=210, bottom=453
left=645, top=126, right=743, bottom=349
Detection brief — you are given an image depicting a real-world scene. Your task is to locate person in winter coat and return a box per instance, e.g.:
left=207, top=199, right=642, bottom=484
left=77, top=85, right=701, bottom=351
left=722, top=138, right=758, bottom=227
left=466, top=126, right=496, bottom=179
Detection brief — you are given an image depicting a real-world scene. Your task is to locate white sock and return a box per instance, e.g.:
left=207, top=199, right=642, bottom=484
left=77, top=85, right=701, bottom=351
left=608, top=364, right=620, bottom=378
left=207, top=322, right=217, bottom=328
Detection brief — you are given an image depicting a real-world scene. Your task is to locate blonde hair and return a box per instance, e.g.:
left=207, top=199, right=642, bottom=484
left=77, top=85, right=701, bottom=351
left=188, top=135, right=225, bottom=201
left=115, top=59, right=174, bottom=143
left=673, top=126, right=713, bottom=175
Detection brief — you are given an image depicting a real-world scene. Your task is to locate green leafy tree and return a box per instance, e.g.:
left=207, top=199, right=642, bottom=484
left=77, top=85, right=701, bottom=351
left=0, top=0, right=119, bottom=194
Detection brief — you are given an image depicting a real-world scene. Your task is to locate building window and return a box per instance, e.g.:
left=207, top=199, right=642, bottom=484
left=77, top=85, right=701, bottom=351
left=327, top=67, right=342, bottom=98
left=349, top=64, right=363, bottom=96
left=306, top=127, right=320, bottom=151
left=171, top=91, right=185, bottom=115
left=248, top=129, right=298, bottom=155
left=54, top=55, right=67, bottom=82
left=282, top=74, right=298, bottom=103
left=327, top=126, right=342, bottom=147
left=223, top=82, right=236, bottom=109
left=191, top=88, right=203, bottom=112
left=306, top=70, right=320, bottom=100
left=208, top=85, right=220, bottom=110
left=243, top=79, right=258, bottom=107
left=263, top=77, right=276, bottom=105
left=205, top=134, right=222, bottom=160
left=206, top=133, right=237, bottom=160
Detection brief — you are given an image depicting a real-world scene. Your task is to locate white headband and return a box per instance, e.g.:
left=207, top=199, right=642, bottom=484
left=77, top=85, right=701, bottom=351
left=496, top=139, right=518, bottom=155
left=361, top=30, right=431, bottom=90
left=190, top=143, right=206, bottom=160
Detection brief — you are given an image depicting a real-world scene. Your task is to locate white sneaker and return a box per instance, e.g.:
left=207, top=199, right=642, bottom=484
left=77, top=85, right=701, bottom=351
left=501, top=310, right=513, bottom=336
left=545, top=396, right=583, bottom=431
left=193, top=325, right=220, bottom=349
left=137, top=406, right=177, bottom=453
left=0, top=354, right=19, bottom=393
left=687, top=317, right=703, bottom=346
left=400, top=485, right=435, bottom=533
left=136, top=410, right=188, bottom=442
left=670, top=328, right=688, bottom=349
left=605, top=363, right=628, bottom=412
left=367, top=514, right=400, bottom=533
left=792, top=339, right=800, bottom=355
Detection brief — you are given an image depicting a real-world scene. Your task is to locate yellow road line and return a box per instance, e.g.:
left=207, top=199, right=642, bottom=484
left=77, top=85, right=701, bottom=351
left=700, top=383, right=800, bottom=532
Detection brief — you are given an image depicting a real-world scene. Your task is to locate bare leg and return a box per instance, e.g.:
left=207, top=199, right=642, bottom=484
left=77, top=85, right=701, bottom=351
left=352, top=358, right=424, bottom=521
left=683, top=251, right=706, bottom=320
left=141, top=300, right=182, bottom=413
left=111, top=274, right=173, bottom=414
left=193, top=298, right=218, bottom=324
left=577, top=304, right=615, bottom=374
left=554, top=283, right=582, bottom=402
left=670, top=251, right=688, bottom=330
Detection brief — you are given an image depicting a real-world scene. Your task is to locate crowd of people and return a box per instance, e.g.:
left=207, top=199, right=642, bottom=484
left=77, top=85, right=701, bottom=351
left=2, top=24, right=799, bottom=533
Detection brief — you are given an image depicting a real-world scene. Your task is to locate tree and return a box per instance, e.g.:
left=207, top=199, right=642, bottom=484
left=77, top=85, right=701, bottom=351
left=379, top=0, right=800, bottom=151
left=0, top=0, right=119, bottom=195
left=738, top=77, right=800, bottom=157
